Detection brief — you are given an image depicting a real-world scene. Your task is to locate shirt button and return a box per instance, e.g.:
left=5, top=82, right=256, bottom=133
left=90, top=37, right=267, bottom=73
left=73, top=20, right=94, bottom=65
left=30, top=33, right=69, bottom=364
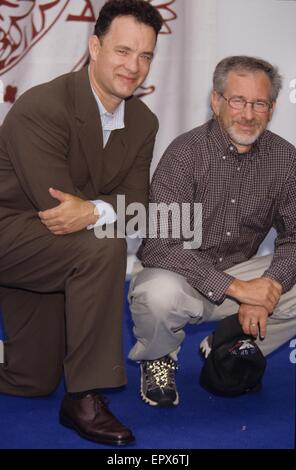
left=226, top=231, right=231, bottom=237
left=237, top=167, right=241, bottom=171
left=222, top=156, right=226, bottom=160
left=208, top=291, right=214, bottom=298
left=219, top=257, right=223, bottom=262
left=229, top=145, right=234, bottom=151
left=231, top=198, right=236, bottom=204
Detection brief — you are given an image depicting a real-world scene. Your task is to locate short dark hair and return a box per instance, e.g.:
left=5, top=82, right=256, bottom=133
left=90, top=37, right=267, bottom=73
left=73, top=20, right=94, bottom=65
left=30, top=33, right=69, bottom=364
left=94, top=0, right=163, bottom=39
left=213, top=55, right=283, bottom=102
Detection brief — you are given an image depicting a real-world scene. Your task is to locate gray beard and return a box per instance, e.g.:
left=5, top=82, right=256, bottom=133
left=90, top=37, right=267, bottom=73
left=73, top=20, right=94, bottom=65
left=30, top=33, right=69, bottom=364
left=227, top=125, right=262, bottom=147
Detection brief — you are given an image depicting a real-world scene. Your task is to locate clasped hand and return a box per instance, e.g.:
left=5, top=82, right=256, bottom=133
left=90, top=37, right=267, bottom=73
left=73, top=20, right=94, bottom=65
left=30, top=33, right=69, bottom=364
left=38, top=188, right=98, bottom=235
left=226, top=277, right=283, bottom=338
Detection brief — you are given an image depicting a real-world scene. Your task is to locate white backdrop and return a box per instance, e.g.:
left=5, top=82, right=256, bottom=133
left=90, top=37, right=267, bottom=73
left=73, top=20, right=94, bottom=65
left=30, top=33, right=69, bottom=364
left=0, top=0, right=295, bottom=256
left=144, top=0, right=296, bottom=173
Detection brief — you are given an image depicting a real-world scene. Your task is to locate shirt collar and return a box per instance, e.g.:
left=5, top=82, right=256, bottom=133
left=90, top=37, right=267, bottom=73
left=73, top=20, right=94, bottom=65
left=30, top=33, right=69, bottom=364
left=88, top=66, right=125, bottom=132
left=92, top=91, right=125, bottom=131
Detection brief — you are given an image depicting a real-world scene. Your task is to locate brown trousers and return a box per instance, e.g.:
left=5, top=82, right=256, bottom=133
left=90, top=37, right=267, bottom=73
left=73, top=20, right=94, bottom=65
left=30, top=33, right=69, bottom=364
left=0, top=215, right=127, bottom=396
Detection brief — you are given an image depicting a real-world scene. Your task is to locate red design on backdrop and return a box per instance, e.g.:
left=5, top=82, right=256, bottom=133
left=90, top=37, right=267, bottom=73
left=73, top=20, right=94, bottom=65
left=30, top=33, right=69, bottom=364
left=0, top=0, right=71, bottom=75
left=136, top=85, right=156, bottom=99
left=148, top=0, right=177, bottom=35
left=4, top=84, right=17, bottom=103
left=0, top=0, right=96, bottom=76
left=66, top=0, right=95, bottom=22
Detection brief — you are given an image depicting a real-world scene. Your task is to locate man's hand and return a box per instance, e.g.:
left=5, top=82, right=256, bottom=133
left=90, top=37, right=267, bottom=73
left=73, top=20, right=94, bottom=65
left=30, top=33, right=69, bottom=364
left=238, top=303, right=269, bottom=339
left=38, top=188, right=98, bottom=235
left=226, top=277, right=282, bottom=313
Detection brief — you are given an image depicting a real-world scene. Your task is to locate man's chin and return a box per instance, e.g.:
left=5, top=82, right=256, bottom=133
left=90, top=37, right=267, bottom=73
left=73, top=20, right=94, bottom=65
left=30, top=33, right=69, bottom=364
left=116, top=82, right=140, bottom=98
left=116, top=89, right=137, bottom=100
left=228, top=129, right=261, bottom=147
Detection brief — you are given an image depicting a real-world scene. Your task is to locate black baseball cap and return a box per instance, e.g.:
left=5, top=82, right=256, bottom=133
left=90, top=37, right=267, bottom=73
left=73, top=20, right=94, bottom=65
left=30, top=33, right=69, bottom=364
left=200, top=314, right=266, bottom=396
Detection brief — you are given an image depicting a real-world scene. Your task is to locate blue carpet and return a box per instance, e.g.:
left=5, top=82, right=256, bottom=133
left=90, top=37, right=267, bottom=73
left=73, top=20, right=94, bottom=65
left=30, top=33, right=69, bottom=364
left=0, top=283, right=295, bottom=449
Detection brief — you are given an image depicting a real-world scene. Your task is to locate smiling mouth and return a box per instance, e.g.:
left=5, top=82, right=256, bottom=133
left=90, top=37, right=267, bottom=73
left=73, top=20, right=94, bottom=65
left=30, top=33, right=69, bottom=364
left=236, top=122, right=257, bottom=131
left=119, top=75, right=137, bottom=83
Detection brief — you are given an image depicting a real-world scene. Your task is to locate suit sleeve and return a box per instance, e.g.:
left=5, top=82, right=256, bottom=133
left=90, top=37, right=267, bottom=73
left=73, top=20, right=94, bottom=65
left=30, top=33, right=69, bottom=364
left=3, top=95, right=84, bottom=211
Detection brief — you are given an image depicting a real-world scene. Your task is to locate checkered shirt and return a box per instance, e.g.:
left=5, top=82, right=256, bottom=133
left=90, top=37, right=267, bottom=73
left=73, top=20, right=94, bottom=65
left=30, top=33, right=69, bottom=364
left=140, top=118, right=296, bottom=303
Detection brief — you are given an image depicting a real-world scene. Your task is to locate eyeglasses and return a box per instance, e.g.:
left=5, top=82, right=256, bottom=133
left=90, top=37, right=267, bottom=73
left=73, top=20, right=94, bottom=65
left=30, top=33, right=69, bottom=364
left=220, top=94, right=272, bottom=113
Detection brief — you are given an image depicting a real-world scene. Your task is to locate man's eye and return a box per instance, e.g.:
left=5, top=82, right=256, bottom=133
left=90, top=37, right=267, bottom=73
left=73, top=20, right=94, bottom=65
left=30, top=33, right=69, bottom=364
left=256, top=101, right=266, bottom=107
left=141, top=55, right=152, bottom=62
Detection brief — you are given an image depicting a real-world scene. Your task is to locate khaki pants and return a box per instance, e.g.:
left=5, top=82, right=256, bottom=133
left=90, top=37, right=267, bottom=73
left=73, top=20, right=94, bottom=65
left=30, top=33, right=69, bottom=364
left=128, top=255, right=296, bottom=360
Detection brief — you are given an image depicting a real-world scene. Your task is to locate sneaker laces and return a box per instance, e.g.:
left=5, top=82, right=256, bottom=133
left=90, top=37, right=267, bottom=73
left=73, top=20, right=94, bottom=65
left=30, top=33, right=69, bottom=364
left=145, top=356, right=177, bottom=390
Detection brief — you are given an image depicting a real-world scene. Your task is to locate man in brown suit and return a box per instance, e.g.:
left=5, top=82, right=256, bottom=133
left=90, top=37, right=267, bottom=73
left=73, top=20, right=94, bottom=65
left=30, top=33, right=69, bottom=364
left=0, top=0, right=162, bottom=445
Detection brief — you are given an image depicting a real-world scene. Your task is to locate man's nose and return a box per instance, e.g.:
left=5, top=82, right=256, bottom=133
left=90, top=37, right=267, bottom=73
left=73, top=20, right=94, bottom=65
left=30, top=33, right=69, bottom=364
left=125, top=56, right=139, bottom=74
left=242, top=102, right=256, bottom=120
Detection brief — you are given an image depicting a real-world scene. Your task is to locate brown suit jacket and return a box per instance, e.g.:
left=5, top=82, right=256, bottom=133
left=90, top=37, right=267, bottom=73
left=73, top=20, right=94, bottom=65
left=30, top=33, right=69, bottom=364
left=0, top=67, right=158, bottom=254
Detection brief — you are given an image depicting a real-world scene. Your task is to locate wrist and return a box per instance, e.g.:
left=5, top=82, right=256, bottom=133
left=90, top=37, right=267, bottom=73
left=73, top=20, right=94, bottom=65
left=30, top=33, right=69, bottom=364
left=262, top=276, right=283, bottom=294
left=225, top=278, right=242, bottom=297
left=86, top=201, right=99, bottom=225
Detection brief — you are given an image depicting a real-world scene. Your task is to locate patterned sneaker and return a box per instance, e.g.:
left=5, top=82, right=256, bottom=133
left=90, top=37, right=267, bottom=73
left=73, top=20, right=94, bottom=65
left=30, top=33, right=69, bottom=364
left=199, top=335, right=213, bottom=359
left=140, top=356, right=179, bottom=407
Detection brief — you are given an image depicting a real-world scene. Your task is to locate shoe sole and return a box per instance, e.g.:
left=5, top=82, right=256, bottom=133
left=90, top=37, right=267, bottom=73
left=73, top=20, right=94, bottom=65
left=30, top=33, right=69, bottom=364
left=59, top=412, right=135, bottom=446
left=140, top=366, right=179, bottom=407
left=140, top=389, right=179, bottom=407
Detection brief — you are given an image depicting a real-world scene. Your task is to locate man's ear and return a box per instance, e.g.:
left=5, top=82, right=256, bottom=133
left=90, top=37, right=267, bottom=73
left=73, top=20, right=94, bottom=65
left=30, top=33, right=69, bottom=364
left=211, top=90, right=221, bottom=117
left=88, top=35, right=101, bottom=61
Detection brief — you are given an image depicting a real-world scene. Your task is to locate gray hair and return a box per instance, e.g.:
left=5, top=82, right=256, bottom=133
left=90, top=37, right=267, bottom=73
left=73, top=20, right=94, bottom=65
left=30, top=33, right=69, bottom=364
left=213, top=56, right=283, bottom=102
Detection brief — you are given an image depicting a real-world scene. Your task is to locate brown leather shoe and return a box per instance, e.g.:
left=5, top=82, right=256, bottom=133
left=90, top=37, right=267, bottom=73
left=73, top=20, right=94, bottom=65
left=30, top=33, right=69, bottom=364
left=59, top=392, right=135, bottom=446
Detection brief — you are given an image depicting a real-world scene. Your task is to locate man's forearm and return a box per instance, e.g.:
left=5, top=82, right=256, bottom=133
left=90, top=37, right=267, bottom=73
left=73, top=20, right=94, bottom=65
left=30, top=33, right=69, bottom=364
left=225, top=277, right=282, bottom=313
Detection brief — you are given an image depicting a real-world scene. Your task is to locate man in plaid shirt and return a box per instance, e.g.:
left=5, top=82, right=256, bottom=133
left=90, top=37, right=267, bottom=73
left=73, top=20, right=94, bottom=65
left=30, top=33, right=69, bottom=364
left=128, top=56, right=296, bottom=407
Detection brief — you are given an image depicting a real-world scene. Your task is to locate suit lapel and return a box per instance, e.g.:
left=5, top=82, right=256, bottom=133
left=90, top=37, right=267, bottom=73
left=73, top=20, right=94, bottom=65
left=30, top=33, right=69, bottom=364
left=99, top=98, right=137, bottom=192
left=74, top=68, right=103, bottom=196
left=99, top=128, right=128, bottom=192
left=74, top=69, right=137, bottom=195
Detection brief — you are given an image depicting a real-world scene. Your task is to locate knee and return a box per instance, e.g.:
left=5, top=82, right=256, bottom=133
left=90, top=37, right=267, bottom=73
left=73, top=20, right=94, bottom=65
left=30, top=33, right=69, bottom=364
left=30, top=380, right=60, bottom=397
left=28, top=367, right=62, bottom=396
left=130, top=274, right=180, bottom=323
left=9, top=365, right=62, bottom=397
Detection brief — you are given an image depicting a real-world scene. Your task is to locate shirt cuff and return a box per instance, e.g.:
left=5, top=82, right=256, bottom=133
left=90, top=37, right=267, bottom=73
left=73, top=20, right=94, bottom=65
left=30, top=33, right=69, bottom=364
left=262, top=270, right=287, bottom=293
left=87, top=200, right=117, bottom=230
left=201, top=271, right=235, bottom=303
